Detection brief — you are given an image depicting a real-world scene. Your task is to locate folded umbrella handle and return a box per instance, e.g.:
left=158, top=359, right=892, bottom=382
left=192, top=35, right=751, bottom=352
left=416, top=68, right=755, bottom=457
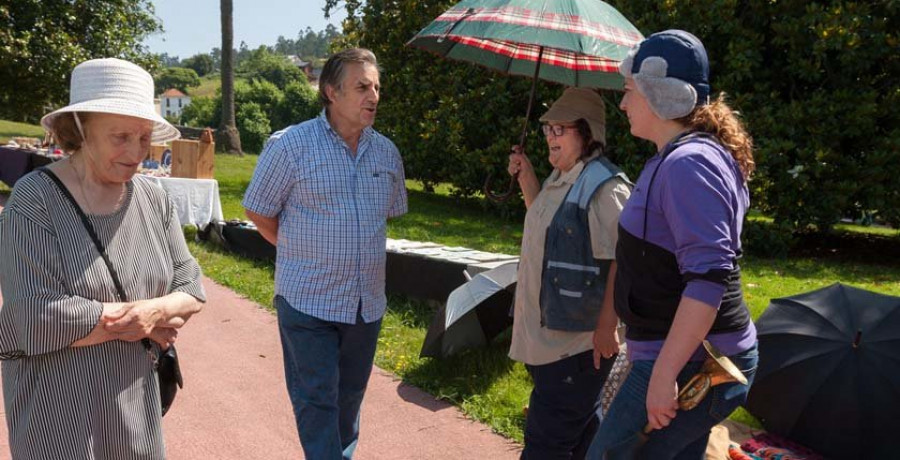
left=483, top=171, right=518, bottom=203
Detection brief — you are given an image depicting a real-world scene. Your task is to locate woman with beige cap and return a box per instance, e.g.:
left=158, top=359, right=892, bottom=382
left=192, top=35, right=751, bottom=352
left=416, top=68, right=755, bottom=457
left=507, top=87, right=631, bottom=459
left=0, top=58, right=205, bottom=459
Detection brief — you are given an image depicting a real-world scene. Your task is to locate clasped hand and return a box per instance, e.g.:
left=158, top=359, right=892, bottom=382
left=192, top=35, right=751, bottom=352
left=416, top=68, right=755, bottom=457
left=102, top=300, right=179, bottom=349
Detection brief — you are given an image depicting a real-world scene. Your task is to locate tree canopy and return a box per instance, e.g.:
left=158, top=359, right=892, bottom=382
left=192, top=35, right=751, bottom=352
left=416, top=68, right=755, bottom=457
left=154, top=67, right=201, bottom=94
left=325, top=0, right=900, bottom=240
left=182, top=53, right=216, bottom=77
left=273, top=24, right=341, bottom=61
left=0, top=0, right=160, bottom=122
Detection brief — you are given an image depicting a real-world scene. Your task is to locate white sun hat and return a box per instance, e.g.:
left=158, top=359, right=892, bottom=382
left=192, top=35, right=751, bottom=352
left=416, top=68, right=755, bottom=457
left=40, top=58, right=181, bottom=143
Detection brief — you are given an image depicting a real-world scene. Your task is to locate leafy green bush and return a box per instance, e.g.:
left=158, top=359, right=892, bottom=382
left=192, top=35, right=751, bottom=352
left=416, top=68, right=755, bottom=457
left=180, top=96, right=218, bottom=128
left=328, top=0, right=900, bottom=244
left=273, top=81, right=320, bottom=130
left=235, top=102, right=271, bottom=153
left=238, top=46, right=307, bottom=90
left=742, top=220, right=794, bottom=259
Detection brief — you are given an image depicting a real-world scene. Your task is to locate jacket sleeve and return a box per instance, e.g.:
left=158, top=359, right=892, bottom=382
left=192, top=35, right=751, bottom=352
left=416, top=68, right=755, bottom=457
left=659, top=153, right=737, bottom=309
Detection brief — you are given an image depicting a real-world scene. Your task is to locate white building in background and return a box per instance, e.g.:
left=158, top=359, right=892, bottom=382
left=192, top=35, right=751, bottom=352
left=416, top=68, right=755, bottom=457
left=160, top=88, right=191, bottom=119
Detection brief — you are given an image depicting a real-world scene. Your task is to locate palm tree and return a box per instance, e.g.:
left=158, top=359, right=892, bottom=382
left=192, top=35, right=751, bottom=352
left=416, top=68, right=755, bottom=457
left=219, top=0, right=242, bottom=154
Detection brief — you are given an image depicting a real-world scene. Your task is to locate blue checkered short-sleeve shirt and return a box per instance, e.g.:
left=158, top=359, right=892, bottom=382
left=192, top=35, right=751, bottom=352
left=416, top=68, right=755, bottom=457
left=243, top=111, right=408, bottom=324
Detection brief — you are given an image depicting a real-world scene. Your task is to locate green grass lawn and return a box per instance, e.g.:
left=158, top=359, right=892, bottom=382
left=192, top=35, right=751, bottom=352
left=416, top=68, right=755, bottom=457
left=191, top=153, right=900, bottom=442
left=0, top=119, right=45, bottom=144
left=213, top=153, right=524, bottom=254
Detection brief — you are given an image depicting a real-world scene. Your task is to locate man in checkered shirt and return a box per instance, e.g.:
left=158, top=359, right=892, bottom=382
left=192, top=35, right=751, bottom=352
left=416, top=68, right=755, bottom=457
left=243, top=48, right=407, bottom=460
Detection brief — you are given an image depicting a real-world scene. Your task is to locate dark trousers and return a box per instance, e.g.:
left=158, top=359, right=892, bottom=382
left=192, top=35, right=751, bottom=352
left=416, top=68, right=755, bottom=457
left=522, top=350, right=615, bottom=460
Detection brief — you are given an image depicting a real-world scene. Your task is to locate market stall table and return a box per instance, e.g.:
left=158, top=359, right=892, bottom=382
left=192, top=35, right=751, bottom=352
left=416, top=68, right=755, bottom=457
left=142, top=175, right=224, bottom=227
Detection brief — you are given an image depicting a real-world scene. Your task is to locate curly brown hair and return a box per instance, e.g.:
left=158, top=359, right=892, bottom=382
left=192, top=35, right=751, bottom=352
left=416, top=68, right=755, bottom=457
left=677, top=93, right=755, bottom=181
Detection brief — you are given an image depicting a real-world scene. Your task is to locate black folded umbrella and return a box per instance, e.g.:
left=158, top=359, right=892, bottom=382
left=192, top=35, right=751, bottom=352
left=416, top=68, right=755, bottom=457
left=420, top=262, right=517, bottom=358
left=745, top=283, right=900, bottom=459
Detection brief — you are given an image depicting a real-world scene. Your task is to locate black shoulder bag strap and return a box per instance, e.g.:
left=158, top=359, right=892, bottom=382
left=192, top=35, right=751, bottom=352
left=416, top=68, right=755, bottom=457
left=37, top=168, right=155, bottom=355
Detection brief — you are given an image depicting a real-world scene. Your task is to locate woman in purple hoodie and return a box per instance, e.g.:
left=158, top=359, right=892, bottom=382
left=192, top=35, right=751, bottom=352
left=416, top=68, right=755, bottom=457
left=588, top=30, right=758, bottom=459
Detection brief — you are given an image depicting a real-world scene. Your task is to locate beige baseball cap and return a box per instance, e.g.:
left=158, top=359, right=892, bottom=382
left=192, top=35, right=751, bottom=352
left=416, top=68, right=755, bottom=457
left=539, top=87, right=606, bottom=146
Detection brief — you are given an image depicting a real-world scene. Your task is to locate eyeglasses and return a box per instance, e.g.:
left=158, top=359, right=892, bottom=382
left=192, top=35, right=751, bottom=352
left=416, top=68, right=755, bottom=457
left=541, top=124, right=576, bottom=138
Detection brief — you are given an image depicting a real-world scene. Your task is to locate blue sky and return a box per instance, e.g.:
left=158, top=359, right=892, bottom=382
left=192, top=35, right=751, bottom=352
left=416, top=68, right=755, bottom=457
left=143, top=0, right=346, bottom=59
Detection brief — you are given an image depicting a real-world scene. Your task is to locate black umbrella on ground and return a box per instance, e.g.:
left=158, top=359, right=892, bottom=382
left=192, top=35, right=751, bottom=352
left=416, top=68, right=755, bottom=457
left=420, top=262, right=517, bottom=358
left=745, top=283, right=900, bottom=459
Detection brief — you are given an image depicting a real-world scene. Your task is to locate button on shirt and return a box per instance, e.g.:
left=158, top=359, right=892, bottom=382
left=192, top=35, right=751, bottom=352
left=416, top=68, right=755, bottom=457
left=243, top=111, right=407, bottom=324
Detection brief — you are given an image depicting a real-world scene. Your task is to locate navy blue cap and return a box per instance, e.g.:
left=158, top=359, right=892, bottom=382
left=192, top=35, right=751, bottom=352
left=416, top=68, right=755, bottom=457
left=631, top=30, right=710, bottom=105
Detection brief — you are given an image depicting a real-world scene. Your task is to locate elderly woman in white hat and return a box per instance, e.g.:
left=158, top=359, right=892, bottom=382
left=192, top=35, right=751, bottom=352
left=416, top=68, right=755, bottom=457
left=0, top=58, right=205, bottom=459
left=586, top=30, right=758, bottom=459
left=506, top=87, right=632, bottom=459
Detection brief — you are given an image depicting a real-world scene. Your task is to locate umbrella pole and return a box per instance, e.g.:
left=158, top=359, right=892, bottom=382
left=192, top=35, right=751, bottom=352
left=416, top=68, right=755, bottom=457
left=519, top=46, right=544, bottom=147
left=484, top=46, right=544, bottom=203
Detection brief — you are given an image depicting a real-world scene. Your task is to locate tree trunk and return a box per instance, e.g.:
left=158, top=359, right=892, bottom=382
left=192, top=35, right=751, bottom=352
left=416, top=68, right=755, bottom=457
left=219, top=0, right=242, bottom=155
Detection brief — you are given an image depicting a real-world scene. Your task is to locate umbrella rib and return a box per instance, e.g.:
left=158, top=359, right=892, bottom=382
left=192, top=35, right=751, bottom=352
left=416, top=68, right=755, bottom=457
left=859, top=303, right=900, bottom=339
left=766, top=299, right=854, bottom=338
left=761, top=336, right=847, bottom=370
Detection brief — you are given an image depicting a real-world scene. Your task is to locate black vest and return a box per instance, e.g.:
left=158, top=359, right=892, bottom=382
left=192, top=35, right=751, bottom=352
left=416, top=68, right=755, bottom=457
left=614, top=134, right=751, bottom=341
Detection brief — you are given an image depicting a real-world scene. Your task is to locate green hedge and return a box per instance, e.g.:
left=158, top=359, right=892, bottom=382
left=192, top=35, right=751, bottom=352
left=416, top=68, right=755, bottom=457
left=329, top=0, right=900, bottom=239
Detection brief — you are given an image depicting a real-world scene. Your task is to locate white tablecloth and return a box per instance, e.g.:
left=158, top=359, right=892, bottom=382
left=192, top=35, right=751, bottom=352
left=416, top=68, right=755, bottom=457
left=143, top=176, right=224, bottom=227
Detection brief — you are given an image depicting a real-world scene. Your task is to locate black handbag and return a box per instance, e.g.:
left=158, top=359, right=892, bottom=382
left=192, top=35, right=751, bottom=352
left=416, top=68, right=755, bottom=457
left=40, top=168, right=183, bottom=416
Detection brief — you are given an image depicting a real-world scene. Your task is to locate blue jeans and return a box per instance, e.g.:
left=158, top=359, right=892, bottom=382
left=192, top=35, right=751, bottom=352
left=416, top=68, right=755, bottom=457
left=275, top=296, right=382, bottom=460
left=522, top=350, right=615, bottom=460
left=586, top=343, right=759, bottom=460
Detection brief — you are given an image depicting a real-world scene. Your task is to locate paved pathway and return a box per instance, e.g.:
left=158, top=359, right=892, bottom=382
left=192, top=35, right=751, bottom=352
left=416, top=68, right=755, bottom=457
left=0, top=277, right=522, bottom=459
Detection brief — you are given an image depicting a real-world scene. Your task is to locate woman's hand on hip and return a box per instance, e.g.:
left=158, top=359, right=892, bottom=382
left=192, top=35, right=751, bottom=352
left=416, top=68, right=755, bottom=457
left=645, top=373, right=679, bottom=431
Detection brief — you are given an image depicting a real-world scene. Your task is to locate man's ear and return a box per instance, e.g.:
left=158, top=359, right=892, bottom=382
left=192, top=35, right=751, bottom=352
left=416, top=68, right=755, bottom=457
left=324, top=84, right=337, bottom=104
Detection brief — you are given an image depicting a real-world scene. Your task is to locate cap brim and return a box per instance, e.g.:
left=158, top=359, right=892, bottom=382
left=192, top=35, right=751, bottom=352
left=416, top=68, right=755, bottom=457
left=539, top=106, right=580, bottom=124
left=41, top=98, right=181, bottom=144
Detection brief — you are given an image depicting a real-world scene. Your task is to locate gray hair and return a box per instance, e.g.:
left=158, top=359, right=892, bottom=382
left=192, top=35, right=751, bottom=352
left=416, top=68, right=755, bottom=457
left=318, top=48, right=379, bottom=107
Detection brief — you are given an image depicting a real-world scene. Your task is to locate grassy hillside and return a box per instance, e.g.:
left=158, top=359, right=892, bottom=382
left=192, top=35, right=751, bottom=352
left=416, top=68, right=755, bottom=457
left=190, top=74, right=222, bottom=98
left=0, top=119, right=44, bottom=144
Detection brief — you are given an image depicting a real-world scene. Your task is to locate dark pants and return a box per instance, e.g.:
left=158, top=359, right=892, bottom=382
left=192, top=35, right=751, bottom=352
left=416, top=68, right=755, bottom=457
left=522, top=350, right=615, bottom=460
left=275, top=295, right=382, bottom=460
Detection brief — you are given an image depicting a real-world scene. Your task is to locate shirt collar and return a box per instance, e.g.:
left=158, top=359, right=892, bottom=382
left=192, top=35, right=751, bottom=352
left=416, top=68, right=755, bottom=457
left=547, top=151, right=600, bottom=186
left=318, top=109, right=373, bottom=146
